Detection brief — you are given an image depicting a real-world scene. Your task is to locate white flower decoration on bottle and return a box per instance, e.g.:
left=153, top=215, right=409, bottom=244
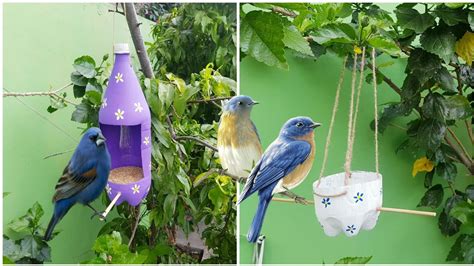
left=115, top=109, right=125, bottom=120
left=131, top=184, right=140, bottom=194
left=105, top=184, right=112, bottom=194
left=101, top=98, right=107, bottom=108
left=143, top=136, right=150, bottom=145
left=134, top=102, right=144, bottom=112
left=115, top=72, right=124, bottom=83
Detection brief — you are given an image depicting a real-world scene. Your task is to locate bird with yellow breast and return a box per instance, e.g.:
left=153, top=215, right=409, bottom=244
left=238, top=116, right=321, bottom=243
left=217, top=95, right=262, bottom=179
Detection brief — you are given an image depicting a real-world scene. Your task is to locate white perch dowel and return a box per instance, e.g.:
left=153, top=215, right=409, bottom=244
left=100, top=192, right=122, bottom=221
left=377, top=207, right=436, bottom=217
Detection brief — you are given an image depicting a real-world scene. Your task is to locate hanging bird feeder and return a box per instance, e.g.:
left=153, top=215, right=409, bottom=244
left=312, top=48, right=436, bottom=237
left=99, top=43, right=152, bottom=216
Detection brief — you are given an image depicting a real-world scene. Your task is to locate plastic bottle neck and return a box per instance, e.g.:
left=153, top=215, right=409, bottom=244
left=114, top=53, right=131, bottom=66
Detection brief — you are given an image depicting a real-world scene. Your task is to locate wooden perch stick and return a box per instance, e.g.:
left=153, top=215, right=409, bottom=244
left=100, top=192, right=122, bottom=221
left=272, top=197, right=437, bottom=217
left=377, top=207, right=436, bottom=217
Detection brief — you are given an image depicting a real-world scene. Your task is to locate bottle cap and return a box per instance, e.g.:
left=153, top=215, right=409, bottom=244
left=114, top=43, right=129, bottom=54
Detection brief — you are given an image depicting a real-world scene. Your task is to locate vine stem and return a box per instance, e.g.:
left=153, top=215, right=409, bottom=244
left=447, top=127, right=471, bottom=162
left=271, top=6, right=297, bottom=17
left=128, top=204, right=141, bottom=249
left=3, top=83, right=77, bottom=106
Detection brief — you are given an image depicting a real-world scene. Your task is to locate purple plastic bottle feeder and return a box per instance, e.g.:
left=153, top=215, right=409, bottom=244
left=99, top=43, right=151, bottom=209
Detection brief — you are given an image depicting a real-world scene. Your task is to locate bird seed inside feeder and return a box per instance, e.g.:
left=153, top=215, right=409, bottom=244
left=108, top=166, right=144, bottom=184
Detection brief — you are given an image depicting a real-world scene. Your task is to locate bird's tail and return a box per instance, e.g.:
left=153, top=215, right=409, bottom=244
left=44, top=200, right=72, bottom=241
left=247, top=195, right=272, bottom=243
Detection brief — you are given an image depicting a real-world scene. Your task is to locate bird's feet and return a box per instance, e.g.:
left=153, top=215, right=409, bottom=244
left=90, top=211, right=107, bottom=222
left=294, top=196, right=310, bottom=205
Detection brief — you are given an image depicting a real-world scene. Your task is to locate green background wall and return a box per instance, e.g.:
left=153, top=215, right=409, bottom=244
left=3, top=4, right=151, bottom=263
left=239, top=44, right=471, bottom=263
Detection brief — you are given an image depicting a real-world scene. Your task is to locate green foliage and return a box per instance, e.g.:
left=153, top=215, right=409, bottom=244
left=43, top=4, right=236, bottom=263
left=3, top=202, right=58, bottom=263
left=83, top=231, right=148, bottom=263
left=240, top=3, right=474, bottom=263
left=148, top=4, right=236, bottom=80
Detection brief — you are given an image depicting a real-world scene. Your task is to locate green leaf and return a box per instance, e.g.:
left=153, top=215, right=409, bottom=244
left=406, top=48, right=442, bottom=85
left=444, top=95, right=473, bottom=120
left=435, top=67, right=456, bottom=92
left=163, top=194, right=177, bottom=222
left=469, top=12, right=474, bottom=31
left=73, top=85, right=86, bottom=98
left=436, top=162, right=458, bottom=183
left=417, top=118, right=447, bottom=152
left=85, top=80, right=102, bottom=106
left=467, top=184, right=474, bottom=201
left=71, top=101, right=91, bottom=123
left=418, top=184, right=444, bottom=208
left=446, top=234, right=474, bottom=263
left=422, top=93, right=446, bottom=122
left=3, top=192, right=11, bottom=198
left=439, top=194, right=464, bottom=236
left=240, top=11, right=287, bottom=69
left=70, top=71, right=88, bottom=86
left=395, top=7, right=435, bottom=33
left=435, top=5, right=468, bottom=26
left=310, top=23, right=356, bottom=44
left=420, top=27, right=457, bottom=63
left=445, top=3, right=465, bottom=9
left=424, top=171, right=435, bottom=188
left=20, top=235, right=50, bottom=262
left=450, top=201, right=474, bottom=225
left=282, top=25, right=313, bottom=56
left=175, top=167, right=191, bottom=195
left=73, top=56, right=96, bottom=78
left=368, top=36, right=400, bottom=56
left=335, top=256, right=372, bottom=264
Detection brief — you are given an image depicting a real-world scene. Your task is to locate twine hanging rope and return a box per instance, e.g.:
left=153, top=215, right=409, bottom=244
left=372, top=48, right=380, bottom=174
left=314, top=47, right=379, bottom=197
left=318, top=56, right=348, bottom=179
left=344, top=47, right=366, bottom=182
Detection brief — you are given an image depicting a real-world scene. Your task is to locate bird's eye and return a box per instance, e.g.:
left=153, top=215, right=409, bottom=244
left=238, top=101, right=243, bottom=105
left=296, top=122, right=304, bottom=128
left=89, top=135, right=97, bottom=141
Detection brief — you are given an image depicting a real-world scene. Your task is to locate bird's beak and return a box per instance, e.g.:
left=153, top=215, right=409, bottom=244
left=251, top=100, right=259, bottom=105
left=96, top=133, right=106, bottom=146
left=309, top=122, right=321, bottom=129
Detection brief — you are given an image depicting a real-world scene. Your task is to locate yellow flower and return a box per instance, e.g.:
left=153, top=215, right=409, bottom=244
left=412, top=157, right=434, bottom=177
left=455, top=32, right=474, bottom=66
left=354, top=46, right=362, bottom=55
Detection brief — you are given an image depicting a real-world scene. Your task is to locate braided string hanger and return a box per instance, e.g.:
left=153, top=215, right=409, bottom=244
left=344, top=47, right=366, bottom=182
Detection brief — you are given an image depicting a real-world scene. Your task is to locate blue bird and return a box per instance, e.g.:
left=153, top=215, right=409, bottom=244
left=218, top=95, right=262, bottom=178
left=238, top=117, right=321, bottom=243
left=44, top=127, right=111, bottom=241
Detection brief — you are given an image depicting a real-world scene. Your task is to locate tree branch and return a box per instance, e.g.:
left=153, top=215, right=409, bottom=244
left=175, top=135, right=218, bottom=152
left=445, top=136, right=473, bottom=174
left=271, top=6, right=297, bottom=18
left=366, top=63, right=402, bottom=94
left=187, top=96, right=231, bottom=104
left=124, top=3, right=155, bottom=79
left=3, top=83, right=77, bottom=106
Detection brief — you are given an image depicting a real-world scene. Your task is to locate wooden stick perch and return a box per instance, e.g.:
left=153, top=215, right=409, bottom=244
left=100, top=192, right=122, bottom=221
left=272, top=197, right=437, bottom=217
left=377, top=207, right=436, bottom=217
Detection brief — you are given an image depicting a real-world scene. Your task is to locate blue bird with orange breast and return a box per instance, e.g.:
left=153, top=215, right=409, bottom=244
left=44, top=127, right=111, bottom=241
left=218, top=95, right=262, bottom=178
left=238, top=116, right=321, bottom=243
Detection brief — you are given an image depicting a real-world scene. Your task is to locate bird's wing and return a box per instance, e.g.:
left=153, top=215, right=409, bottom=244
left=251, top=120, right=261, bottom=143
left=52, top=155, right=98, bottom=202
left=238, top=140, right=311, bottom=203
